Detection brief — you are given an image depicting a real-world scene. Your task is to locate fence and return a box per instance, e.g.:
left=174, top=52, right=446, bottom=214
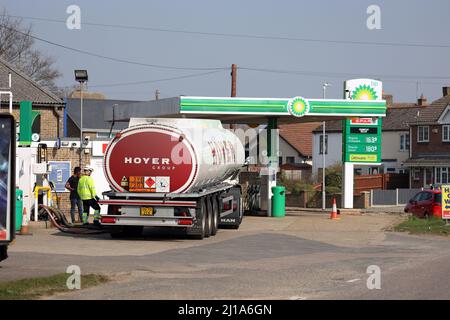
left=354, top=173, right=409, bottom=194
left=285, top=191, right=371, bottom=209
left=370, top=188, right=423, bottom=206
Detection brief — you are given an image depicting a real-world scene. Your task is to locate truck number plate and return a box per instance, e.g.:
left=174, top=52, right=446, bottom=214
left=140, top=207, right=154, bottom=216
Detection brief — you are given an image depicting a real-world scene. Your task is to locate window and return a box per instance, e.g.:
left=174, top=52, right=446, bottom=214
left=412, top=192, right=422, bottom=201
left=443, top=125, right=450, bottom=142
left=413, top=168, right=420, bottom=181
left=435, top=167, right=450, bottom=184
left=386, top=168, right=396, bottom=173
left=319, top=134, right=328, bottom=154
left=419, top=192, right=433, bottom=201
left=400, top=133, right=410, bottom=151
left=417, top=126, right=429, bottom=142
left=286, top=156, right=295, bottom=164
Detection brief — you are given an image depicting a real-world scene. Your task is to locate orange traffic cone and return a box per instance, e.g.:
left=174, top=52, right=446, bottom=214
left=330, top=198, right=340, bottom=220
left=20, top=207, right=29, bottom=235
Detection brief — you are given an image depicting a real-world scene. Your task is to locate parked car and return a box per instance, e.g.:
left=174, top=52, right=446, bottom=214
left=404, top=190, right=442, bottom=218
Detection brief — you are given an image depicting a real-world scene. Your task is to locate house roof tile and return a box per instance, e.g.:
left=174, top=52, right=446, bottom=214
left=0, top=57, right=63, bottom=105
left=279, top=122, right=322, bottom=158
left=411, top=94, right=450, bottom=124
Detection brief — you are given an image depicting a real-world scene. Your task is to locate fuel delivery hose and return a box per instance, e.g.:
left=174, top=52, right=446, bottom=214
left=38, top=204, right=108, bottom=235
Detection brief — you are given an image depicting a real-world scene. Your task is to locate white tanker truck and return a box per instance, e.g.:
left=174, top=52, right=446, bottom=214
left=99, top=118, right=246, bottom=239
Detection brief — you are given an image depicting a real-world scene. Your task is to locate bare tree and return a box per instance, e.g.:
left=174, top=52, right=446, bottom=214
left=0, top=9, right=61, bottom=93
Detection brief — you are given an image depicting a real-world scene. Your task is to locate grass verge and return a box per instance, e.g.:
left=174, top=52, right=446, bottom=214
left=394, top=216, right=450, bottom=236
left=0, top=273, right=109, bottom=300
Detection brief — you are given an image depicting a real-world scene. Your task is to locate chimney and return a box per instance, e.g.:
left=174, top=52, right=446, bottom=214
left=443, top=86, right=450, bottom=97
left=382, top=94, right=393, bottom=108
left=417, top=93, right=428, bottom=106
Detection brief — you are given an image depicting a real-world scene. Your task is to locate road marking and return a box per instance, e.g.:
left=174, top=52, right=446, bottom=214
left=346, top=278, right=361, bottom=283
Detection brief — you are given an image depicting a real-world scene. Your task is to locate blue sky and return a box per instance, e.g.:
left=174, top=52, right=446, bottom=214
left=3, top=0, right=450, bottom=103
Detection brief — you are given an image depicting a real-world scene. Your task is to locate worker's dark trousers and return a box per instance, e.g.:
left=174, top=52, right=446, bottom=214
left=82, top=199, right=101, bottom=223
left=70, top=198, right=83, bottom=223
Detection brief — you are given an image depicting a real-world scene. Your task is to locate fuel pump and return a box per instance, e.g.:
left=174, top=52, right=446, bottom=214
left=32, top=143, right=52, bottom=221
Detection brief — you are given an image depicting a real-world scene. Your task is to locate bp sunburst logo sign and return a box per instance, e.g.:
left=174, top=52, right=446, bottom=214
left=287, top=96, right=310, bottom=117
left=351, top=84, right=378, bottom=100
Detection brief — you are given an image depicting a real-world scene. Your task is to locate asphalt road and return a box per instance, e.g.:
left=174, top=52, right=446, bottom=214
left=1, top=213, right=450, bottom=300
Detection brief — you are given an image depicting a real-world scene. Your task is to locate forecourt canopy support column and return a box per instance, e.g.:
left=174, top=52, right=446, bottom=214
left=104, top=89, right=386, bottom=216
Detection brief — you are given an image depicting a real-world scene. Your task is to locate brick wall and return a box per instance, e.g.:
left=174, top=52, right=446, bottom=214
left=7, top=104, right=64, bottom=140
left=411, top=124, right=450, bottom=156
left=47, top=146, right=91, bottom=219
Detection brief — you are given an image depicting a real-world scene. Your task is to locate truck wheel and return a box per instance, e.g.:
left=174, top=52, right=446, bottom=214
left=187, top=198, right=207, bottom=240
left=210, top=196, right=219, bottom=236
left=205, top=197, right=213, bottom=238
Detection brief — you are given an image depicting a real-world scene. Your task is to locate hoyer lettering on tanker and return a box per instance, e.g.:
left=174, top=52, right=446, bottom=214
left=124, top=157, right=170, bottom=165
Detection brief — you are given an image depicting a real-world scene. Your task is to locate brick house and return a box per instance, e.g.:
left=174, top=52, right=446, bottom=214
left=277, top=123, right=319, bottom=181
left=0, top=57, right=64, bottom=139
left=404, top=87, right=450, bottom=188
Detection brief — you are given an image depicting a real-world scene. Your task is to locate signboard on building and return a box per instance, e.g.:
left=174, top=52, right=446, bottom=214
left=441, top=185, right=450, bottom=219
left=48, top=161, right=71, bottom=193
left=343, top=79, right=383, bottom=164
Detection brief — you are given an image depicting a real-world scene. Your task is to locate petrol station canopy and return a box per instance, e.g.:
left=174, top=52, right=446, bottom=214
left=104, top=96, right=386, bottom=125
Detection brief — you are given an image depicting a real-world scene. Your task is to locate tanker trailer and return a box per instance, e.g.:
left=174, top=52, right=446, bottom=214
left=99, top=118, right=246, bottom=239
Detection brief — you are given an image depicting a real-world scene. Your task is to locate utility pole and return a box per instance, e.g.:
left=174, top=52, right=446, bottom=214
left=230, top=64, right=237, bottom=130
left=231, top=64, right=237, bottom=97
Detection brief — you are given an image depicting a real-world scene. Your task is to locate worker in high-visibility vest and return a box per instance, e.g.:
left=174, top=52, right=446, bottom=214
left=77, top=166, right=101, bottom=225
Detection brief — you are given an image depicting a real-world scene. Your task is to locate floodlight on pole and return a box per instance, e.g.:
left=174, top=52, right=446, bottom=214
left=74, top=70, right=88, bottom=166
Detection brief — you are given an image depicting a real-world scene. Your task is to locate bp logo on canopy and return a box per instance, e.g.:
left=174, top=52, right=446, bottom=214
left=287, top=96, right=310, bottom=117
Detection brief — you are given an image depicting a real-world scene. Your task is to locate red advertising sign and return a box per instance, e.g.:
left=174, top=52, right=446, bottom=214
left=350, top=118, right=378, bottom=125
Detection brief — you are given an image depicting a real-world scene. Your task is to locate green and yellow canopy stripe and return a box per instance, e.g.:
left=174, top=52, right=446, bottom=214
left=179, top=97, right=386, bottom=117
